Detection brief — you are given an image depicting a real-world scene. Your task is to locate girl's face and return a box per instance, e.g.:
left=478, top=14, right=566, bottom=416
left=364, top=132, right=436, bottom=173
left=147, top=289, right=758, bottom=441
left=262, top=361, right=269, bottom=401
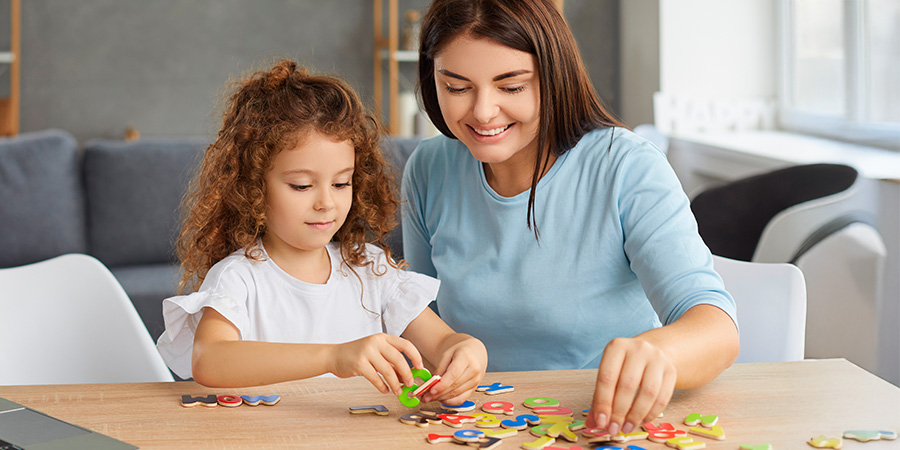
left=262, top=130, right=354, bottom=259
left=434, top=34, right=540, bottom=170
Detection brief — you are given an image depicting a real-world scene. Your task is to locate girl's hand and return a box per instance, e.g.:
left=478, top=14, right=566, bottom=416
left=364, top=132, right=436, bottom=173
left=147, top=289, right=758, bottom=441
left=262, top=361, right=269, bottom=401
left=328, top=333, right=424, bottom=395
left=421, top=335, right=487, bottom=405
left=586, top=337, right=677, bottom=434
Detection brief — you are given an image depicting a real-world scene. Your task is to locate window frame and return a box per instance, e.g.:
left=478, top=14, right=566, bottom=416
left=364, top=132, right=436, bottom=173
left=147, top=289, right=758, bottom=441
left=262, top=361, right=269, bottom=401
left=777, top=0, right=900, bottom=150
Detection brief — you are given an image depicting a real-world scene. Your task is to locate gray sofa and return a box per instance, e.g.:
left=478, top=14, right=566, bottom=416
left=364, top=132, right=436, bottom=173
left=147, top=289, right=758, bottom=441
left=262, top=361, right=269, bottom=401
left=0, top=129, right=420, bottom=347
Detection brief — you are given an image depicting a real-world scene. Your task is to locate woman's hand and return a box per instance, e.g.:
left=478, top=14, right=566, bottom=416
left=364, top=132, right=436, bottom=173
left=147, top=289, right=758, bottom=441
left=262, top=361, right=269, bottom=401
left=421, top=335, right=488, bottom=405
left=328, top=333, right=424, bottom=395
left=586, top=337, right=677, bottom=435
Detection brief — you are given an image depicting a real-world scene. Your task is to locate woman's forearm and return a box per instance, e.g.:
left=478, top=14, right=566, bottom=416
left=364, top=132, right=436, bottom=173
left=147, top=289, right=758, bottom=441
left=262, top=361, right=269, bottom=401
left=636, top=304, right=740, bottom=389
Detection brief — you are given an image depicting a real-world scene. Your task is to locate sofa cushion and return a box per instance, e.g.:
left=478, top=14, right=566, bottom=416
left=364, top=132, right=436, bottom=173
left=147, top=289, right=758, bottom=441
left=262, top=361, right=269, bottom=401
left=381, top=137, right=421, bottom=261
left=83, top=138, right=207, bottom=267
left=0, top=129, right=87, bottom=267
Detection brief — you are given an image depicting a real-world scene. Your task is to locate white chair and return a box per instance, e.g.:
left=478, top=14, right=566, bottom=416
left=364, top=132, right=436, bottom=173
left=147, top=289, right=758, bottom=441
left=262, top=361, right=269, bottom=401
left=712, top=255, right=807, bottom=363
left=0, top=254, right=174, bottom=385
left=693, top=164, right=889, bottom=375
left=795, top=223, right=886, bottom=374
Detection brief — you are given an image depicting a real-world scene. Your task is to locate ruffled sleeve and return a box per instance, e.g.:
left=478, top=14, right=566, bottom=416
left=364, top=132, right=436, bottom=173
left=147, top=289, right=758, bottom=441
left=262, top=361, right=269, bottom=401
left=382, top=268, right=441, bottom=336
left=155, top=290, right=250, bottom=380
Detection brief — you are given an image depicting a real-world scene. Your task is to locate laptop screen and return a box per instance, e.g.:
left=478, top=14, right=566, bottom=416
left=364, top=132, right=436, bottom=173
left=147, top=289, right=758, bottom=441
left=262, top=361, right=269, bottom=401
left=0, top=407, right=90, bottom=446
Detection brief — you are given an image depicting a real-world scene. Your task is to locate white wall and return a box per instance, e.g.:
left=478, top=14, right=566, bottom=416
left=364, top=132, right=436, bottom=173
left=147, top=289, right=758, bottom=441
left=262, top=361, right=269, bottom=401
left=620, top=0, right=778, bottom=126
left=659, top=0, right=777, bottom=100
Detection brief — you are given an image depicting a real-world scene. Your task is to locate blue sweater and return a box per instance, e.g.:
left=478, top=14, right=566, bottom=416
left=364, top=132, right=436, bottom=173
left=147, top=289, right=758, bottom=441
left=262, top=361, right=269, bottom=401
left=401, top=127, right=737, bottom=371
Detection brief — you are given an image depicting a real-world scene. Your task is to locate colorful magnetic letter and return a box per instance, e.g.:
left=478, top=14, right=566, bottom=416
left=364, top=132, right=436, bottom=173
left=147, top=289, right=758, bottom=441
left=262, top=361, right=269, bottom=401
left=546, top=420, right=578, bottom=442
left=533, top=406, right=574, bottom=416
left=476, top=382, right=515, bottom=395
left=400, top=413, right=432, bottom=427
left=521, top=436, right=556, bottom=449
left=614, top=431, right=650, bottom=442
left=181, top=394, right=217, bottom=407
left=349, top=404, right=389, bottom=415
left=592, top=447, right=649, bottom=450
left=483, top=401, right=515, bottom=415
left=241, top=394, right=281, bottom=406
left=398, top=367, right=435, bottom=407
left=453, top=429, right=485, bottom=443
left=667, top=436, right=706, bottom=449
left=481, top=428, right=519, bottom=439
left=843, top=430, right=898, bottom=442
left=398, top=385, right=421, bottom=407
left=684, top=413, right=718, bottom=427
left=688, top=425, right=725, bottom=440
left=594, top=447, right=648, bottom=450
left=643, top=422, right=687, bottom=442
left=439, top=413, right=476, bottom=428
left=470, top=437, right=503, bottom=450
left=442, top=400, right=476, bottom=412
left=524, top=397, right=561, bottom=408
left=739, top=445, right=773, bottom=450
left=413, top=374, right=442, bottom=398
left=583, top=427, right=613, bottom=442
left=500, top=413, right=541, bottom=430
left=419, top=407, right=457, bottom=417
left=807, top=436, right=843, bottom=449
left=472, top=413, right=503, bottom=428
left=426, top=433, right=454, bottom=444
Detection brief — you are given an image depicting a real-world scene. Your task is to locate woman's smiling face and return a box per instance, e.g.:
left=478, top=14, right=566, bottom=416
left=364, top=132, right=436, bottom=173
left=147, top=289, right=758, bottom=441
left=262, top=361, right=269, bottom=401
left=433, top=34, right=540, bottom=171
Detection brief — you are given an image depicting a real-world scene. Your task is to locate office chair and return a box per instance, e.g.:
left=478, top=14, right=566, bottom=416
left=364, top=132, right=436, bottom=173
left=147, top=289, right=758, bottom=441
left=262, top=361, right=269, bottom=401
left=693, top=164, right=886, bottom=372
left=0, top=253, right=175, bottom=385
left=713, top=255, right=807, bottom=363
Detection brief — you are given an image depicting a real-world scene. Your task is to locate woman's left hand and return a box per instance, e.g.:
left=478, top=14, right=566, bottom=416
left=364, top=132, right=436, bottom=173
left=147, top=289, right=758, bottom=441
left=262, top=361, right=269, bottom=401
left=585, top=337, right=677, bottom=434
left=421, top=335, right=487, bottom=405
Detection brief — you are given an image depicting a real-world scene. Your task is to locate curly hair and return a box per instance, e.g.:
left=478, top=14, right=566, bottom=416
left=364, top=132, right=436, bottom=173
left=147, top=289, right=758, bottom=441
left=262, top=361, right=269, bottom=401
left=177, top=60, right=401, bottom=293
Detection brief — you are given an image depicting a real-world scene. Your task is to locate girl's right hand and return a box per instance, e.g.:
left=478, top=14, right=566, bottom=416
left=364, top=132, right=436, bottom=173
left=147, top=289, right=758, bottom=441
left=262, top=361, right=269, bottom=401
left=328, top=333, right=424, bottom=395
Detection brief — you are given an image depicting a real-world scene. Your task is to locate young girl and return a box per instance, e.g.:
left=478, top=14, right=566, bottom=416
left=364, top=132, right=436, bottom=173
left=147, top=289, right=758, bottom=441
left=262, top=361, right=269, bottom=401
left=156, top=60, right=486, bottom=405
left=404, top=0, right=739, bottom=435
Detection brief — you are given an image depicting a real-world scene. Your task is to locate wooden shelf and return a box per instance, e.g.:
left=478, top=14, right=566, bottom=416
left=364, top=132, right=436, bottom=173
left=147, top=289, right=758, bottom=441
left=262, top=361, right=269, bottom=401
left=0, top=0, right=19, bottom=136
left=373, top=0, right=413, bottom=135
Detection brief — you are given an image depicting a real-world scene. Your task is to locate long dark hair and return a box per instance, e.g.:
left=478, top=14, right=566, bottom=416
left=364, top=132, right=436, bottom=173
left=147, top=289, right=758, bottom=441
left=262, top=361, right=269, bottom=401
left=418, top=0, right=623, bottom=237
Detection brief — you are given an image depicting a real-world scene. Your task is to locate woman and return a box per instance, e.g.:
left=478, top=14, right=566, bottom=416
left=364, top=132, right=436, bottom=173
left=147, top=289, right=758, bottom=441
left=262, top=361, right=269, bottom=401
left=401, top=0, right=739, bottom=436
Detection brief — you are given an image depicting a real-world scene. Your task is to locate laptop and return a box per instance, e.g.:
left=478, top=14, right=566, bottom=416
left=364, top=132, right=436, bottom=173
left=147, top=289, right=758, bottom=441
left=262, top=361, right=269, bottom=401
left=0, top=397, right=136, bottom=449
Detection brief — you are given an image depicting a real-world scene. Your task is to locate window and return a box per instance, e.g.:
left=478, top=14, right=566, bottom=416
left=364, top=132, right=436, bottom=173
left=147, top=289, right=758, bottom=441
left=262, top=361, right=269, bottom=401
left=779, top=0, right=900, bottom=150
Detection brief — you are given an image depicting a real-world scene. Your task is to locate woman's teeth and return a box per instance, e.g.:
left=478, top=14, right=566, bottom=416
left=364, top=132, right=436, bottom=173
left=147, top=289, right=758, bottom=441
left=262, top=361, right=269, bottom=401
left=474, top=125, right=510, bottom=136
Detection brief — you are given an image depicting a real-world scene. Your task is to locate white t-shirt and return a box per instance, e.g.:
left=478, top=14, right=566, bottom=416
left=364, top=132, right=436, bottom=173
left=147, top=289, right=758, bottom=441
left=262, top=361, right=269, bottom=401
left=156, top=242, right=439, bottom=380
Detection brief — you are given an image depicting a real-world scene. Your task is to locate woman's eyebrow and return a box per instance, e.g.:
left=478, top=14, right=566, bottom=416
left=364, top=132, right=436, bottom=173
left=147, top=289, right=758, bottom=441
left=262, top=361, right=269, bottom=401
left=437, top=69, right=533, bottom=82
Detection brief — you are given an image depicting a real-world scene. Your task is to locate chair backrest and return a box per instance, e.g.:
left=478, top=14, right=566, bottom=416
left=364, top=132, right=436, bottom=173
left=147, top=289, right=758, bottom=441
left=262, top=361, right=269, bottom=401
left=712, top=255, right=807, bottom=363
left=691, top=164, right=860, bottom=261
left=752, top=173, right=878, bottom=263
left=0, top=254, right=174, bottom=385
left=795, top=222, right=886, bottom=374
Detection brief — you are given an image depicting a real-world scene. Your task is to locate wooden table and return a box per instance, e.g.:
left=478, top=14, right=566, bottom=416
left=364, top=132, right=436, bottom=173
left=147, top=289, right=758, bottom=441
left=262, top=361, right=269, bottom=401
left=2, top=359, right=898, bottom=449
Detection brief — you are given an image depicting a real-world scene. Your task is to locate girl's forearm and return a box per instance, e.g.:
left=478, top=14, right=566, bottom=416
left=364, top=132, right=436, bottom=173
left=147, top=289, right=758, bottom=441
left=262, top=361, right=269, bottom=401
left=637, top=304, right=740, bottom=389
left=192, top=340, right=333, bottom=387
